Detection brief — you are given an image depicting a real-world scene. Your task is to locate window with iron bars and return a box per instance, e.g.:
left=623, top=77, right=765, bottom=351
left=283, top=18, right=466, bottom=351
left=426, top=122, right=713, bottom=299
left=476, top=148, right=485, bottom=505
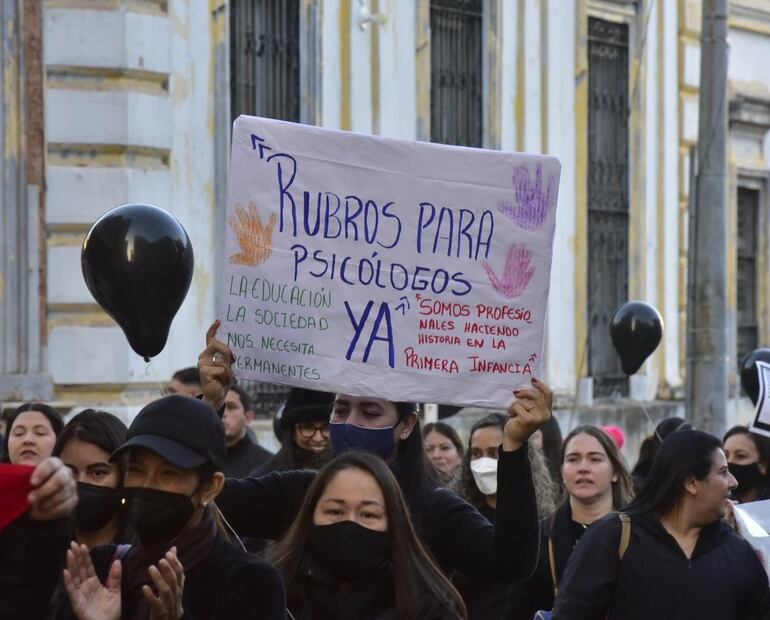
left=230, top=0, right=301, bottom=122
left=586, top=17, right=630, bottom=398
left=737, top=186, right=760, bottom=366
left=429, top=0, right=483, bottom=147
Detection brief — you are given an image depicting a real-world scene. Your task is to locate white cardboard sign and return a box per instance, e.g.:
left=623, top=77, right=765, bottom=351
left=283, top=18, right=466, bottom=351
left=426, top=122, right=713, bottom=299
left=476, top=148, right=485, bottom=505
left=220, top=116, right=560, bottom=408
left=750, top=360, right=770, bottom=437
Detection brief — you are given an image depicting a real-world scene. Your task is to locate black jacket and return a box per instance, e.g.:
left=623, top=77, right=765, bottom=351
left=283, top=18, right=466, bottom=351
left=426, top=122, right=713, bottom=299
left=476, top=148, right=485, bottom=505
left=451, top=503, right=510, bottom=620
left=0, top=515, right=71, bottom=620
left=552, top=512, right=770, bottom=620
left=219, top=445, right=540, bottom=580
left=288, top=556, right=458, bottom=620
left=505, top=502, right=587, bottom=619
left=222, top=434, right=273, bottom=478
left=51, top=531, right=286, bottom=619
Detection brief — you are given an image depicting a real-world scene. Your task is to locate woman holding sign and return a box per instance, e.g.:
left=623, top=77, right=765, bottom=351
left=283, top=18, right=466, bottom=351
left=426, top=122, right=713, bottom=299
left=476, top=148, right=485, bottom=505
left=201, top=321, right=549, bottom=582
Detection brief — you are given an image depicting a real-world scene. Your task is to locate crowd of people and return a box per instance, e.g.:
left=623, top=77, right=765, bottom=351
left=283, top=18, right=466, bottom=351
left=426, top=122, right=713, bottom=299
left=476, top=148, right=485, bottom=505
left=1, top=323, right=770, bottom=619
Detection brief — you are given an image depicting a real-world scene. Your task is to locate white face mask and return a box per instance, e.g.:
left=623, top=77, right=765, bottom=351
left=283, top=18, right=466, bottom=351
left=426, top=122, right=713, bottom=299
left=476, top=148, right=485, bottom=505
left=470, top=457, right=498, bottom=496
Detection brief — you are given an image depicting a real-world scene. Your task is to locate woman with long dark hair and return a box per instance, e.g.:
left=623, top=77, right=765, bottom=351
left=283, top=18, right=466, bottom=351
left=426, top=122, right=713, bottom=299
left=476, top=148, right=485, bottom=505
left=553, top=430, right=770, bottom=619
left=273, top=451, right=466, bottom=619
left=456, top=413, right=558, bottom=520
left=631, top=416, right=690, bottom=489
left=531, top=415, right=563, bottom=485
left=506, top=425, right=634, bottom=619
left=52, top=410, right=128, bottom=548
left=723, top=425, right=770, bottom=503
left=201, top=321, right=551, bottom=583
left=452, top=412, right=558, bottom=619
left=2, top=403, right=64, bottom=466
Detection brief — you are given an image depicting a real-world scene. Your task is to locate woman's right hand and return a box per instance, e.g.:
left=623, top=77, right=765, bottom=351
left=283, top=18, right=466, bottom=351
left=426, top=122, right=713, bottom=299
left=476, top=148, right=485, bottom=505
left=197, top=319, right=235, bottom=412
left=63, top=543, right=121, bottom=620
left=144, top=548, right=186, bottom=620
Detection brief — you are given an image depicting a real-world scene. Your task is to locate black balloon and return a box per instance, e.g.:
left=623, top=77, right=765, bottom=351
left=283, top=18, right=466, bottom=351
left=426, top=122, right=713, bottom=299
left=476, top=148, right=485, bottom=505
left=81, top=204, right=194, bottom=361
left=610, top=301, right=663, bottom=375
left=740, top=349, right=770, bottom=404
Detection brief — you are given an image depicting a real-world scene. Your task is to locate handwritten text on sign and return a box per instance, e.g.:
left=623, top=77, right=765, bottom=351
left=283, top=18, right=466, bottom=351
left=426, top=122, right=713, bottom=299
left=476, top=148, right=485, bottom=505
left=220, top=116, right=560, bottom=408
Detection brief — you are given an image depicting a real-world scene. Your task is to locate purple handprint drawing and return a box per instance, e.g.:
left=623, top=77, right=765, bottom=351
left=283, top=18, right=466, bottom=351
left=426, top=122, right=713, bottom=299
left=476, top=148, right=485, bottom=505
left=484, top=245, right=535, bottom=299
left=498, top=163, right=557, bottom=230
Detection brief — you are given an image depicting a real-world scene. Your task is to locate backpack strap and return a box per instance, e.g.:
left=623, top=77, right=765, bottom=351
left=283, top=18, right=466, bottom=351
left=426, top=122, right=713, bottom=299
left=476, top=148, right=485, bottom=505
left=549, top=513, right=630, bottom=602
left=548, top=536, right=559, bottom=595
left=617, top=513, right=631, bottom=559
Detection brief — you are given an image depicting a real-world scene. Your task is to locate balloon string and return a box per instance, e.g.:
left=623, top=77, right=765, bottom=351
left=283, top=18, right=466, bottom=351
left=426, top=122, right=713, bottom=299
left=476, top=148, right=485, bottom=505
left=636, top=398, right=663, bottom=442
left=143, top=358, right=168, bottom=397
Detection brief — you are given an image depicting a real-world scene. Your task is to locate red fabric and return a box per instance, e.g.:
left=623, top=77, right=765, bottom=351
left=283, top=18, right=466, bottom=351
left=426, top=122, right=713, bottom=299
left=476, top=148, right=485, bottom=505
left=601, top=425, right=627, bottom=449
left=0, top=463, right=35, bottom=532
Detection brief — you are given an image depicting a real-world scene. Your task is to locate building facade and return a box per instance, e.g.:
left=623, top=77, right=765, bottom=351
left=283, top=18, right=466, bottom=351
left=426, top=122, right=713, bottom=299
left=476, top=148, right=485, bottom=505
left=2, top=0, right=770, bottom=443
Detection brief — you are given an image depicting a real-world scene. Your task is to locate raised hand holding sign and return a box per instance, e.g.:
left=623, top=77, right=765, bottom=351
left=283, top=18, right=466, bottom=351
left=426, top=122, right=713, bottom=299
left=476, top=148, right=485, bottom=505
left=222, top=117, right=561, bottom=408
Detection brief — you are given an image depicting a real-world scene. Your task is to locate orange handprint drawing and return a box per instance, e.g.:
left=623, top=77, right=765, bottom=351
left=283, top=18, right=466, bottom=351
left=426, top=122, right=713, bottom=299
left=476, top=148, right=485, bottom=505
left=228, top=202, right=277, bottom=266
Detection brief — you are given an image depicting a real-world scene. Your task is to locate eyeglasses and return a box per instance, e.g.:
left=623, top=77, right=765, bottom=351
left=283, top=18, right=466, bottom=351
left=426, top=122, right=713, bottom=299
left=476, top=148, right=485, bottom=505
left=296, top=422, right=330, bottom=439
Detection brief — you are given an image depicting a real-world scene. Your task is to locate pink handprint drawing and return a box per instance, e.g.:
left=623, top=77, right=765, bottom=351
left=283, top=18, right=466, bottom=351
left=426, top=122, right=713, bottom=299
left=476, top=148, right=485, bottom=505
left=484, top=245, right=535, bottom=299
left=498, top=163, right=557, bottom=231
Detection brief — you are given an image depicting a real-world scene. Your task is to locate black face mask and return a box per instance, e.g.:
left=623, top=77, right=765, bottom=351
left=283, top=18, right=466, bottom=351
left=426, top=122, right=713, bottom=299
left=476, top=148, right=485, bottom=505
left=308, top=520, right=391, bottom=583
left=123, top=487, right=195, bottom=549
left=76, top=482, right=122, bottom=533
left=729, top=462, right=766, bottom=493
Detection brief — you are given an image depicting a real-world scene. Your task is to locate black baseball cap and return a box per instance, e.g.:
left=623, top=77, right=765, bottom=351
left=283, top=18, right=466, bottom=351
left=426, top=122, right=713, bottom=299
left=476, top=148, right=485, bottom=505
left=111, top=395, right=226, bottom=470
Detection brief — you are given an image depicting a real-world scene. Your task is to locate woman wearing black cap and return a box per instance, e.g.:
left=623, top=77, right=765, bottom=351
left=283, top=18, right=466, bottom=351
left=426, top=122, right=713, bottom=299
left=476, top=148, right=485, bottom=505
left=55, top=395, right=286, bottom=620
left=200, top=322, right=550, bottom=583
left=253, top=387, right=335, bottom=475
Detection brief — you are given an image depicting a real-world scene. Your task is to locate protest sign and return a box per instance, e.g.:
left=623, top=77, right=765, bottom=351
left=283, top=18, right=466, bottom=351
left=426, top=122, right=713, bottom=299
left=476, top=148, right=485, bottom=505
left=220, top=116, right=560, bottom=408
left=750, top=360, right=770, bottom=438
left=734, top=500, right=770, bottom=577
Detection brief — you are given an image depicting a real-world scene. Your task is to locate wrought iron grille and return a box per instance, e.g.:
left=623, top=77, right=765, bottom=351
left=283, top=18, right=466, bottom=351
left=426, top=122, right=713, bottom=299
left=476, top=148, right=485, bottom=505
left=230, top=0, right=301, bottom=122
left=737, top=186, right=760, bottom=365
left=238, top=380, right=291, bottom=419
left=430, top=0, right=483, bottom=147
left=587, top=18, right=630, bottom=398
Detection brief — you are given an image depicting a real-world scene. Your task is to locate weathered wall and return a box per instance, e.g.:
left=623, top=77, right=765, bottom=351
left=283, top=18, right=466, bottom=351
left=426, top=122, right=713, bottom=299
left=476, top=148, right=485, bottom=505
left=7, top=0, right=767, bottom=431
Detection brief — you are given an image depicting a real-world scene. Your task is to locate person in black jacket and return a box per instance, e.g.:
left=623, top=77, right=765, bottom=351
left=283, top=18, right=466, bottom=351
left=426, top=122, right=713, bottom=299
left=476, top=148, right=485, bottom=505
left=452, top=413, right=559, bottom=619
left=221, top=383, right=273, bottom=477
left=506, top=425, right=634, bottom=619
left=274, top=451, right=466, bottom=619
left=0, top=456, right=77, bottom=620
left=199, top=320, right=550, bottom=582
left=253, top=386, right=335, bottom=475
left=553, top=429, right=770, bottom=620
left=56, top=395, right=286, bottom=620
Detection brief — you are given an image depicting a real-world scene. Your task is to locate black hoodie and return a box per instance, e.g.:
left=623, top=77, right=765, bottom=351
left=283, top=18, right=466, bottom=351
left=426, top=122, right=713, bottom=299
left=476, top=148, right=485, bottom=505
left=552, top=511, right=770, bottom=620
left=218, top=445, right=540, bottom=581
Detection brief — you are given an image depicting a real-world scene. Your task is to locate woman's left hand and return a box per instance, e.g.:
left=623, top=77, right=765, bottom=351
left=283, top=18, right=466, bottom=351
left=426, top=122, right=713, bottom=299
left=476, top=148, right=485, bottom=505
left=503, top=378, right=553, bottom=452
left=144, top=547, right=185, bottom=620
